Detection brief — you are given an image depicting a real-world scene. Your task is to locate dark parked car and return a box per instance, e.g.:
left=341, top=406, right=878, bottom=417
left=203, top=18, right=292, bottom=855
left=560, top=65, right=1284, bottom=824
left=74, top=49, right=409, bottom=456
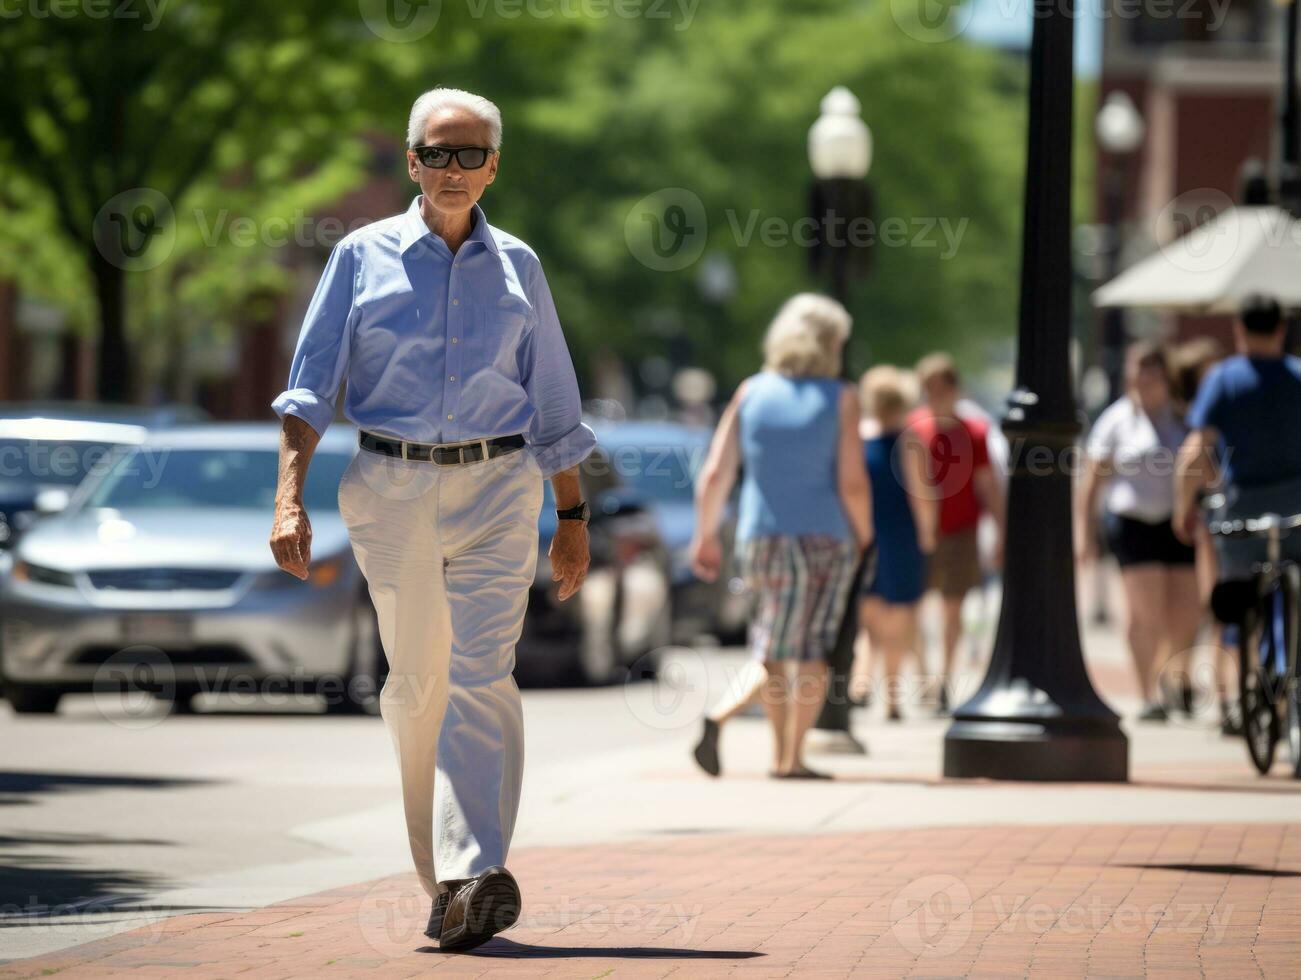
left=587, top=419, right=747, bottom=644
left=519, top=444, right=673, bottom=686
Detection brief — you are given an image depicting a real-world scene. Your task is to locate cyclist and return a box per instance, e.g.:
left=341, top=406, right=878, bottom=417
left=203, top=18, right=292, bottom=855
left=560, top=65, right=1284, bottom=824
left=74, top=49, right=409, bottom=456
left=1174, top=294, right=1301, bottom=582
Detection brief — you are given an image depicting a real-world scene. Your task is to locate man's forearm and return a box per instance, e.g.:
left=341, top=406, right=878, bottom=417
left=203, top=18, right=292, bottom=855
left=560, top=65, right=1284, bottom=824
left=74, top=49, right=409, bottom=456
left=549, top=465, right=582, bottom=510
left=276, top=415, right=321, bottom=506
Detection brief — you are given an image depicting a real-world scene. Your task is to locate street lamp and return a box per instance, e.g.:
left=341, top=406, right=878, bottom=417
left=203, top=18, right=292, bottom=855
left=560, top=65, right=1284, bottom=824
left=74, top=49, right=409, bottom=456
left=808, top=87, right=875, bottom=304
left=807, top=86, right=874, bottom=751
left=1095, top=91, right=1145, bottom=402
left=942, top=0, right=1129, bottom=781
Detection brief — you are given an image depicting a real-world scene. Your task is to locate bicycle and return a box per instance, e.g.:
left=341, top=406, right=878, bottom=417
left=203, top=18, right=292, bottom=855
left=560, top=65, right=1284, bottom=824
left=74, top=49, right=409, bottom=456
left=1207, top=509, right=1301, bottom=777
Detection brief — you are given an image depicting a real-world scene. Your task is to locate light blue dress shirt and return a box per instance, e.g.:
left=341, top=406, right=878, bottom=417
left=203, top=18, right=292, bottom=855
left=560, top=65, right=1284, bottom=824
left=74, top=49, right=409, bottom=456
left=272, top=195, right=596, bottom=479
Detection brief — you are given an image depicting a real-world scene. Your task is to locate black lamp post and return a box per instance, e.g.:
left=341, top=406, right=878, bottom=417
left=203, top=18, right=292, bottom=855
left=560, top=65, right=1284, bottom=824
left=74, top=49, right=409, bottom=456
left=1095, top=92, right=1145, bottom=402
left=942, top=0, right=1128, bottom=781
left=807, top=87, right=874, bottom=749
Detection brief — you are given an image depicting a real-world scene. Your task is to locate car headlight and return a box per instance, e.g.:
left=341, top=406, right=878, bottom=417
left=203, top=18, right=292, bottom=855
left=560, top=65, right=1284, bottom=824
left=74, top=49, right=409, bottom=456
left=11, top=560, right=78, bottom=588
left=307, top=557, right=344, bottom=588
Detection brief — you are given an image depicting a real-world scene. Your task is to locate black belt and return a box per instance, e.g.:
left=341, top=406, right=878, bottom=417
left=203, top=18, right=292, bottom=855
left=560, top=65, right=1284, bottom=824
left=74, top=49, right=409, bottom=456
left=358, top=430, right=526, bottom=465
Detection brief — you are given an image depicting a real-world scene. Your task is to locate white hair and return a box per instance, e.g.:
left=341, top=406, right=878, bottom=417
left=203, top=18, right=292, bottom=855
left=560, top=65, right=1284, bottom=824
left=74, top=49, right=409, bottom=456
left=762, top=293, right=852, bottom=378
left=406, top=87, right=502, bottom=149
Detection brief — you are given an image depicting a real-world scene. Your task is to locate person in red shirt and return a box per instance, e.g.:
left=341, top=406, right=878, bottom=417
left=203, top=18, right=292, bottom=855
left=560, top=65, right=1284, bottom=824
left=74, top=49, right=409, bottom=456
left=908, top=353, right=1005, bottom=712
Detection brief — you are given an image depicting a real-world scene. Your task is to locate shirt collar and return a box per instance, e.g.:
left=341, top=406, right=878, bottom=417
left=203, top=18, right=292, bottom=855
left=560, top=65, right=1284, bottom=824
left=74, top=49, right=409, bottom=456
left=399, top=195, right=500, bottom=256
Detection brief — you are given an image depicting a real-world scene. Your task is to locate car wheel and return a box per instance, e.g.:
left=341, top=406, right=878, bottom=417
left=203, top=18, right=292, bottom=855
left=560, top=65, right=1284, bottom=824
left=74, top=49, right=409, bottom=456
left=5, top=684, right=62, bottom=714
left=326, top=595, right=387, bottom=715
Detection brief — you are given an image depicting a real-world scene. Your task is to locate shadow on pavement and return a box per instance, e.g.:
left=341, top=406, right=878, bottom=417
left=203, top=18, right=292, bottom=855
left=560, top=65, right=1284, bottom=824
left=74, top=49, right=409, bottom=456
left=0, top=770, right=215, bottom=807
left=1119, top=862, right=1301, bottom=878
left=431, top=938, right=764, bottom=960
left=0, top=861, right=168, bottom=918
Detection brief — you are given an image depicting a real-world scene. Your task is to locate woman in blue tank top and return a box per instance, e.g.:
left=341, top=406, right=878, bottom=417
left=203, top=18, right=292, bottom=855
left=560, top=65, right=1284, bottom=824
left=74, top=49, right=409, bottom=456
left=686, top=294, right=872, bottom=780
left=850, top=366, right=936, bottom=721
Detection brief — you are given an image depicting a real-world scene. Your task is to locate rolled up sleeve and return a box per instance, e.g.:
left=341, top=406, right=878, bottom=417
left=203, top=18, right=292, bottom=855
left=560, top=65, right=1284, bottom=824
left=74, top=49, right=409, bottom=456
left=519, top=259, right=596, bottom=479
left=271, top=240, right=357, bottom=436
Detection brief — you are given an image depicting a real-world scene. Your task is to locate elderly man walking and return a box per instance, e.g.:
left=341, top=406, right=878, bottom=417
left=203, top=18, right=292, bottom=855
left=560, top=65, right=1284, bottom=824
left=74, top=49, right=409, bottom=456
left=269, top=87, right=595, bottom=951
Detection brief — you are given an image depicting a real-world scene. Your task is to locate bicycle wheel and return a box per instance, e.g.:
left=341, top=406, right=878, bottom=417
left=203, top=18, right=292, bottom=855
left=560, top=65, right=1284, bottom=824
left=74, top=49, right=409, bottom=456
left=1282, top=567, right=1300, bottom=778
left=1240, top=603, right=1280, bottom=775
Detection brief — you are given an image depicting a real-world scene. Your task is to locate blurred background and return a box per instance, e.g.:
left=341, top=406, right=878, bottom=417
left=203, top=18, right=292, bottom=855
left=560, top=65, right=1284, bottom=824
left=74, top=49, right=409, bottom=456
left=0, top=0, right=1296, bottom=705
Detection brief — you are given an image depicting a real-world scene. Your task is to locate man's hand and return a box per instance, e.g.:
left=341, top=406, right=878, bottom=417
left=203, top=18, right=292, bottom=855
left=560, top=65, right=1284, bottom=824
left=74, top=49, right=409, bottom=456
left=550, top=521, right=589, bottom=601
left=270, top=416, right=320, bottom=581
left=271, top=499, right=312, bottom=580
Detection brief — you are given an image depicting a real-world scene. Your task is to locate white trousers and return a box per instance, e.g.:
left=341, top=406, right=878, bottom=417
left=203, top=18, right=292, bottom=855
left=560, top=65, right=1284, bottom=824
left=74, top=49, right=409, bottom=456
left=338, top=444, right=544, bottom=900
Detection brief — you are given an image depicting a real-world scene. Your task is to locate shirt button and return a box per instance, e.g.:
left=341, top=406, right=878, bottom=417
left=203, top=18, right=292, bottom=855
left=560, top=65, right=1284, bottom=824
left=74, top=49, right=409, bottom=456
left=452, top=298, right=459, bottom=306
left=449, top=375, right=456, bottom=381
left=451, top=337, right=458, bottom=344
left=447, top=414, right=454, bottom=420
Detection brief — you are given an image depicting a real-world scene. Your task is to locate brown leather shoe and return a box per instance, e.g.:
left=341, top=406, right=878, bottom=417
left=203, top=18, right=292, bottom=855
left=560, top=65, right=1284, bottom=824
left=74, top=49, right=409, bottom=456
left=437, top=866, right=521, bottom=952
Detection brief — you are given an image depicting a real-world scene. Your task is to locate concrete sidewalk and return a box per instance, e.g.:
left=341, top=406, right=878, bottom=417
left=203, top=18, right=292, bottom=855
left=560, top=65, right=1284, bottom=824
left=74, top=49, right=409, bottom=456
left=4, top=581, right=1299, bottom=976
left=4, top=822, right=1297, bottom=978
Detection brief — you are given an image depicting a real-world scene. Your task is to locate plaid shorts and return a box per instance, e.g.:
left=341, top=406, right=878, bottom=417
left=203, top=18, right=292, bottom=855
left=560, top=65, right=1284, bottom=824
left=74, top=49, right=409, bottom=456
left=737, top=533, right=858, bottom=663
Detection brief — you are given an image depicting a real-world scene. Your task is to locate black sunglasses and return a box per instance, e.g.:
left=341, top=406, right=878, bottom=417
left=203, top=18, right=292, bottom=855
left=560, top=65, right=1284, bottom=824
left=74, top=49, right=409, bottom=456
left=411, top=145, right=494, bottom=170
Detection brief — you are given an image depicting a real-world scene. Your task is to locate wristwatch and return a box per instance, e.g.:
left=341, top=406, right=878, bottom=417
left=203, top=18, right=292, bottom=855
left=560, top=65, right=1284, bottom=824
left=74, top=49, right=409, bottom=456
left=555, top=500, right=589, bottom=524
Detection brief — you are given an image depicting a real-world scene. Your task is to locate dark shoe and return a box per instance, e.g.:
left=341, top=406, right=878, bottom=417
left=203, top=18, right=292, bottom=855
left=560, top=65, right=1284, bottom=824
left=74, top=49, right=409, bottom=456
left=424, top=889, right=453, bottom=940
left=934, top=685, right=951, bottom=717
left=438, top=866, right=521, bottom=952
left=886, top=706, right=903, bottom=723
left=770, top=764, right=833, bottom=780
left=692, top=718, right=721, bottom=777
left=1220, top=702, right=1244, bottom=737
left=1138, top=701, right=1168, bottom=723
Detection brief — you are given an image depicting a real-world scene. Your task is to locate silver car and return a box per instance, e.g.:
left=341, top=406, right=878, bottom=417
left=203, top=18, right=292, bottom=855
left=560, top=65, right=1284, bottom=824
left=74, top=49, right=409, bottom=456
left=0, top=424, right=383, bottom=715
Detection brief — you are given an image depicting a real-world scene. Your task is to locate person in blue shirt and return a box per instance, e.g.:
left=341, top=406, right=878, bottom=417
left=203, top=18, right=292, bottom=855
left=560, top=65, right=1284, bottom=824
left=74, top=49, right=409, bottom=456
left=689, top=294, right=872, bottom=780
left=1175, top=295, right=1301, bottom=577
left=269, top=87, right=596, bottom=952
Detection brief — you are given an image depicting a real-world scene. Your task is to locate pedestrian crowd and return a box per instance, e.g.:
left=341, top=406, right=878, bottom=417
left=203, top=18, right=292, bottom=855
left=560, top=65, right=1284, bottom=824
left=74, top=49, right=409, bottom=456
left=686, top=291, right=1301, bottom=778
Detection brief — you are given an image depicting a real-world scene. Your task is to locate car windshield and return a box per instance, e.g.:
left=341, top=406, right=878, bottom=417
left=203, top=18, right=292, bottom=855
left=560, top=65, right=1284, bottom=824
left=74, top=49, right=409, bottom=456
left=84, top=448, right=351, bottom=512
left=0, top=439, right=124, bottom=492
left=608, top=443, right=701, bottom=504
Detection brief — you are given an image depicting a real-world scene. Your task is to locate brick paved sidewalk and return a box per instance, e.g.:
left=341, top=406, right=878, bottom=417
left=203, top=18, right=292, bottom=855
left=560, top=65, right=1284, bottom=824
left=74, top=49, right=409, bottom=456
left=3, top=823, right=1298, bottom=979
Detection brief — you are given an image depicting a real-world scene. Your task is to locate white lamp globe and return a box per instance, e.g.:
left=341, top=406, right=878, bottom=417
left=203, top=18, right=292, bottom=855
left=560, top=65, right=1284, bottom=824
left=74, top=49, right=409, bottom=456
left=808, top=86, right=872, bottom=180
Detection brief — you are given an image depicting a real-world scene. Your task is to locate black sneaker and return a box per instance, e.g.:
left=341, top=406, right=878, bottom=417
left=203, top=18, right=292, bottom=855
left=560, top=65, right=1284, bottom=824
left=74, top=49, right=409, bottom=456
left=438, top=866, right=521, bottom=952
left=692, top=718, right=721, bottom=777
left=424, top=888, right=453, bottom=940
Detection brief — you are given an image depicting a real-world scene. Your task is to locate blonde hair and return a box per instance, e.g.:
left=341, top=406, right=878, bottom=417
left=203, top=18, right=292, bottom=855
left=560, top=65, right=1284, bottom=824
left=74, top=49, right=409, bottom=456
left=761, top=293, right=852, bottom=378
left=860, top=365, right=917, bottom=422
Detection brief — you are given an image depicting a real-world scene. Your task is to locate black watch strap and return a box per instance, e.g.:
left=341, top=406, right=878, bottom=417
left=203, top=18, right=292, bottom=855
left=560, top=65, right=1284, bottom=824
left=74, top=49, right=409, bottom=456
left=556, top=500, right=589, bottom=522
